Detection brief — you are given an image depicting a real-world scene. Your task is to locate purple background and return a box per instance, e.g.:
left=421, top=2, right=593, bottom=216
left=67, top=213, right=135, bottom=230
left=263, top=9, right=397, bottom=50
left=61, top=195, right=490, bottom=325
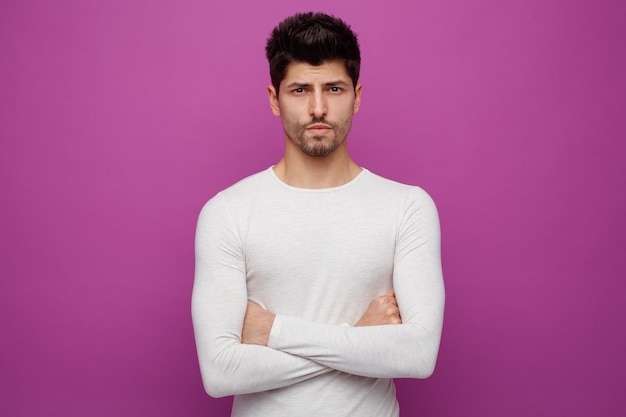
left=1, top=0, right=625, bottom=415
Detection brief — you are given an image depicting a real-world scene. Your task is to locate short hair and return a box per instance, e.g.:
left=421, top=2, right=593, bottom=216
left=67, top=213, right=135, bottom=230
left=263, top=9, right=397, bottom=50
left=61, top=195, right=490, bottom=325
left=266, top=12, right=361, bottom=92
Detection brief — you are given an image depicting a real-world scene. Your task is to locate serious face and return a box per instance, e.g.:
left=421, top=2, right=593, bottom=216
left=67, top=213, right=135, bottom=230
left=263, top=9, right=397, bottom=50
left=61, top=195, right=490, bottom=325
left=268, top=60, right=362, bottom=157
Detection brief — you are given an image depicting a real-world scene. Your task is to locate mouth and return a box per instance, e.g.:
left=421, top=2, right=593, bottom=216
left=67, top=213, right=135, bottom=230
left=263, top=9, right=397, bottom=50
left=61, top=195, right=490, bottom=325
left=306, top=123, right=332, bottom=136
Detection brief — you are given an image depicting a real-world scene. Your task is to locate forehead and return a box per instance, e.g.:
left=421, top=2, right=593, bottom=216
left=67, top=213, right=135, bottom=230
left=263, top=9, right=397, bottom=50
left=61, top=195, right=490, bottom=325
left=281, top=60, right=352, bottom=86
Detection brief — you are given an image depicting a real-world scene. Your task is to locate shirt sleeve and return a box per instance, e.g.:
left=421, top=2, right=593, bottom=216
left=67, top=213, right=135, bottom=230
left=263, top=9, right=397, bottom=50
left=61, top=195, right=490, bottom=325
left=191, top=194, right=331, bottom=398
left=266, top=187, right=445, bottom=379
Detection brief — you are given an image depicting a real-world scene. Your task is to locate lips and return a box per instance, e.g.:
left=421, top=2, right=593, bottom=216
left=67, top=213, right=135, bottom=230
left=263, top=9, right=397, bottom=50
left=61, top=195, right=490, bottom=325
left=307, top=123, right=331, bottom=130
left=306, top=124, right=332, bottom=135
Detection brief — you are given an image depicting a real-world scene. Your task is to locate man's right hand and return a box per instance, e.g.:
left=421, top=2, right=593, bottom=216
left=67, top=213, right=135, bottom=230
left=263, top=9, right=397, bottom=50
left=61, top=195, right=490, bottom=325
left=355, top=289, right=402, bottom=326
left=242, top=303, right=275, bottom=346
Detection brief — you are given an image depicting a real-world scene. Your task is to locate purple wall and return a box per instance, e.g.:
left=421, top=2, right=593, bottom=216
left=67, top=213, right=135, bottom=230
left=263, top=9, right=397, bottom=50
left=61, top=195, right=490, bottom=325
left=1, top=0, right=624, bottom=415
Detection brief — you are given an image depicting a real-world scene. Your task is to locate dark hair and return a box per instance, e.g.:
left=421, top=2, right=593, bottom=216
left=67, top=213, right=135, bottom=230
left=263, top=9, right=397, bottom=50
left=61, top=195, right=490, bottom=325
left=265, top=12, right=361, bottom=92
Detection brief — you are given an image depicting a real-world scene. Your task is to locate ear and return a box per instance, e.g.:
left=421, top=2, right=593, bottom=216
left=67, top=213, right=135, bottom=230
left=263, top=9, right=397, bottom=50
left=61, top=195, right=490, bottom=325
left=268, top=85, right=281, bottom=116
left=353, top=83, right=362, bottom=114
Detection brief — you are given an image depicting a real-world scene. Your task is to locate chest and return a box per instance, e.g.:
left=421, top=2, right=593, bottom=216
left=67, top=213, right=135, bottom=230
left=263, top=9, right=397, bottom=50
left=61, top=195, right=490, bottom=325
left=241, top=197, right=398, bottom=322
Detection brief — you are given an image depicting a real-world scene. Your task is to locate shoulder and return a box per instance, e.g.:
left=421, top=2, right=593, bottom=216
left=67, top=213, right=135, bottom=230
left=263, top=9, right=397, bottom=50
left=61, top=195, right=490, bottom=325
left=363, top=170, right=437, bottom=209
left=209, top=168, right=274, bottom=202
left=362, top=172, right=441, bottom=234
left=198, top=168, right=274, bottom=219
left=219, top=168, right=275, bottom=198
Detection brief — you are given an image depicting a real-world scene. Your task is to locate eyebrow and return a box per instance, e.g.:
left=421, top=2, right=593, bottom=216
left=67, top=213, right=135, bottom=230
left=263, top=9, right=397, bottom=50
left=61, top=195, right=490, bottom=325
left=285, top=80, right=351, bottom=89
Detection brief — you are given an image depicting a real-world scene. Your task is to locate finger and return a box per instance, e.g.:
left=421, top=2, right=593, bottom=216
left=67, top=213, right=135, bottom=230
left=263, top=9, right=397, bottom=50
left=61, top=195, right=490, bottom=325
left=381, top=289, right=396, bottom=304
left=385, top=305, right=400, bottom=316
left=383, top=294, right=398, bottom=306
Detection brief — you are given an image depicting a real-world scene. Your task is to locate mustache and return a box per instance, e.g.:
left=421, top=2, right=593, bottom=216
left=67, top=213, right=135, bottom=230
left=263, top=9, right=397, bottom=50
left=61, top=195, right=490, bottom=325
left=308, top=117, right=335, bottom=128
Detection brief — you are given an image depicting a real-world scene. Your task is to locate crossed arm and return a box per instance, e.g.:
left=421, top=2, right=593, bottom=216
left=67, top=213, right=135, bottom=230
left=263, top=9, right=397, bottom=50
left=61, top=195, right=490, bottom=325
left=242, top=289, right=401, bottom=346
left=192, top=189, right=444, bottom=398
left=192, top=266, right=404, bottom=398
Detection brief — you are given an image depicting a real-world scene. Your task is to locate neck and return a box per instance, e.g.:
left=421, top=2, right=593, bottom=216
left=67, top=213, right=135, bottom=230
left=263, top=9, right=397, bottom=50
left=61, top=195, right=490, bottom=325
left=273, top=141, right=361, bottom=189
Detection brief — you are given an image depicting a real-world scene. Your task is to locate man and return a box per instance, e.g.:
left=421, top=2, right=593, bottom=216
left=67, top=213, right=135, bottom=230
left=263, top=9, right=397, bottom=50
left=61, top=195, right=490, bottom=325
left=192, top=12, right=444, bottom=417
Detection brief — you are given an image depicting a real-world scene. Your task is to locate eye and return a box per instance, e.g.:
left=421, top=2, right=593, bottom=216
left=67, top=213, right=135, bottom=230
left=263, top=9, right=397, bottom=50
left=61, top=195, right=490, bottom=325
left=292, top=88, right=305, bottom=94
left=329, top=86, right=343, bottom=93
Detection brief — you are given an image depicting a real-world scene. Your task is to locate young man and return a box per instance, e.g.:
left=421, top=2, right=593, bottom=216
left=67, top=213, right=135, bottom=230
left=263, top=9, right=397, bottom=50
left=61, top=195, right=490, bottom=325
left=192, top=12, right=445, bottom=417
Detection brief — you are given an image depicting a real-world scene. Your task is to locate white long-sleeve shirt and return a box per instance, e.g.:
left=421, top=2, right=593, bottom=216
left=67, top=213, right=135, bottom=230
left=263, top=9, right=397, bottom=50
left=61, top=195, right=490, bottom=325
left=192, top=167, right=445, bottom=417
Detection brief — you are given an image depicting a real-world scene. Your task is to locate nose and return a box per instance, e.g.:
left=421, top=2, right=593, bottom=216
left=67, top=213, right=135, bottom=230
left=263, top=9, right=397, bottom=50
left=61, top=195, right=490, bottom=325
left=309, top=90, right=327, bottom=118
